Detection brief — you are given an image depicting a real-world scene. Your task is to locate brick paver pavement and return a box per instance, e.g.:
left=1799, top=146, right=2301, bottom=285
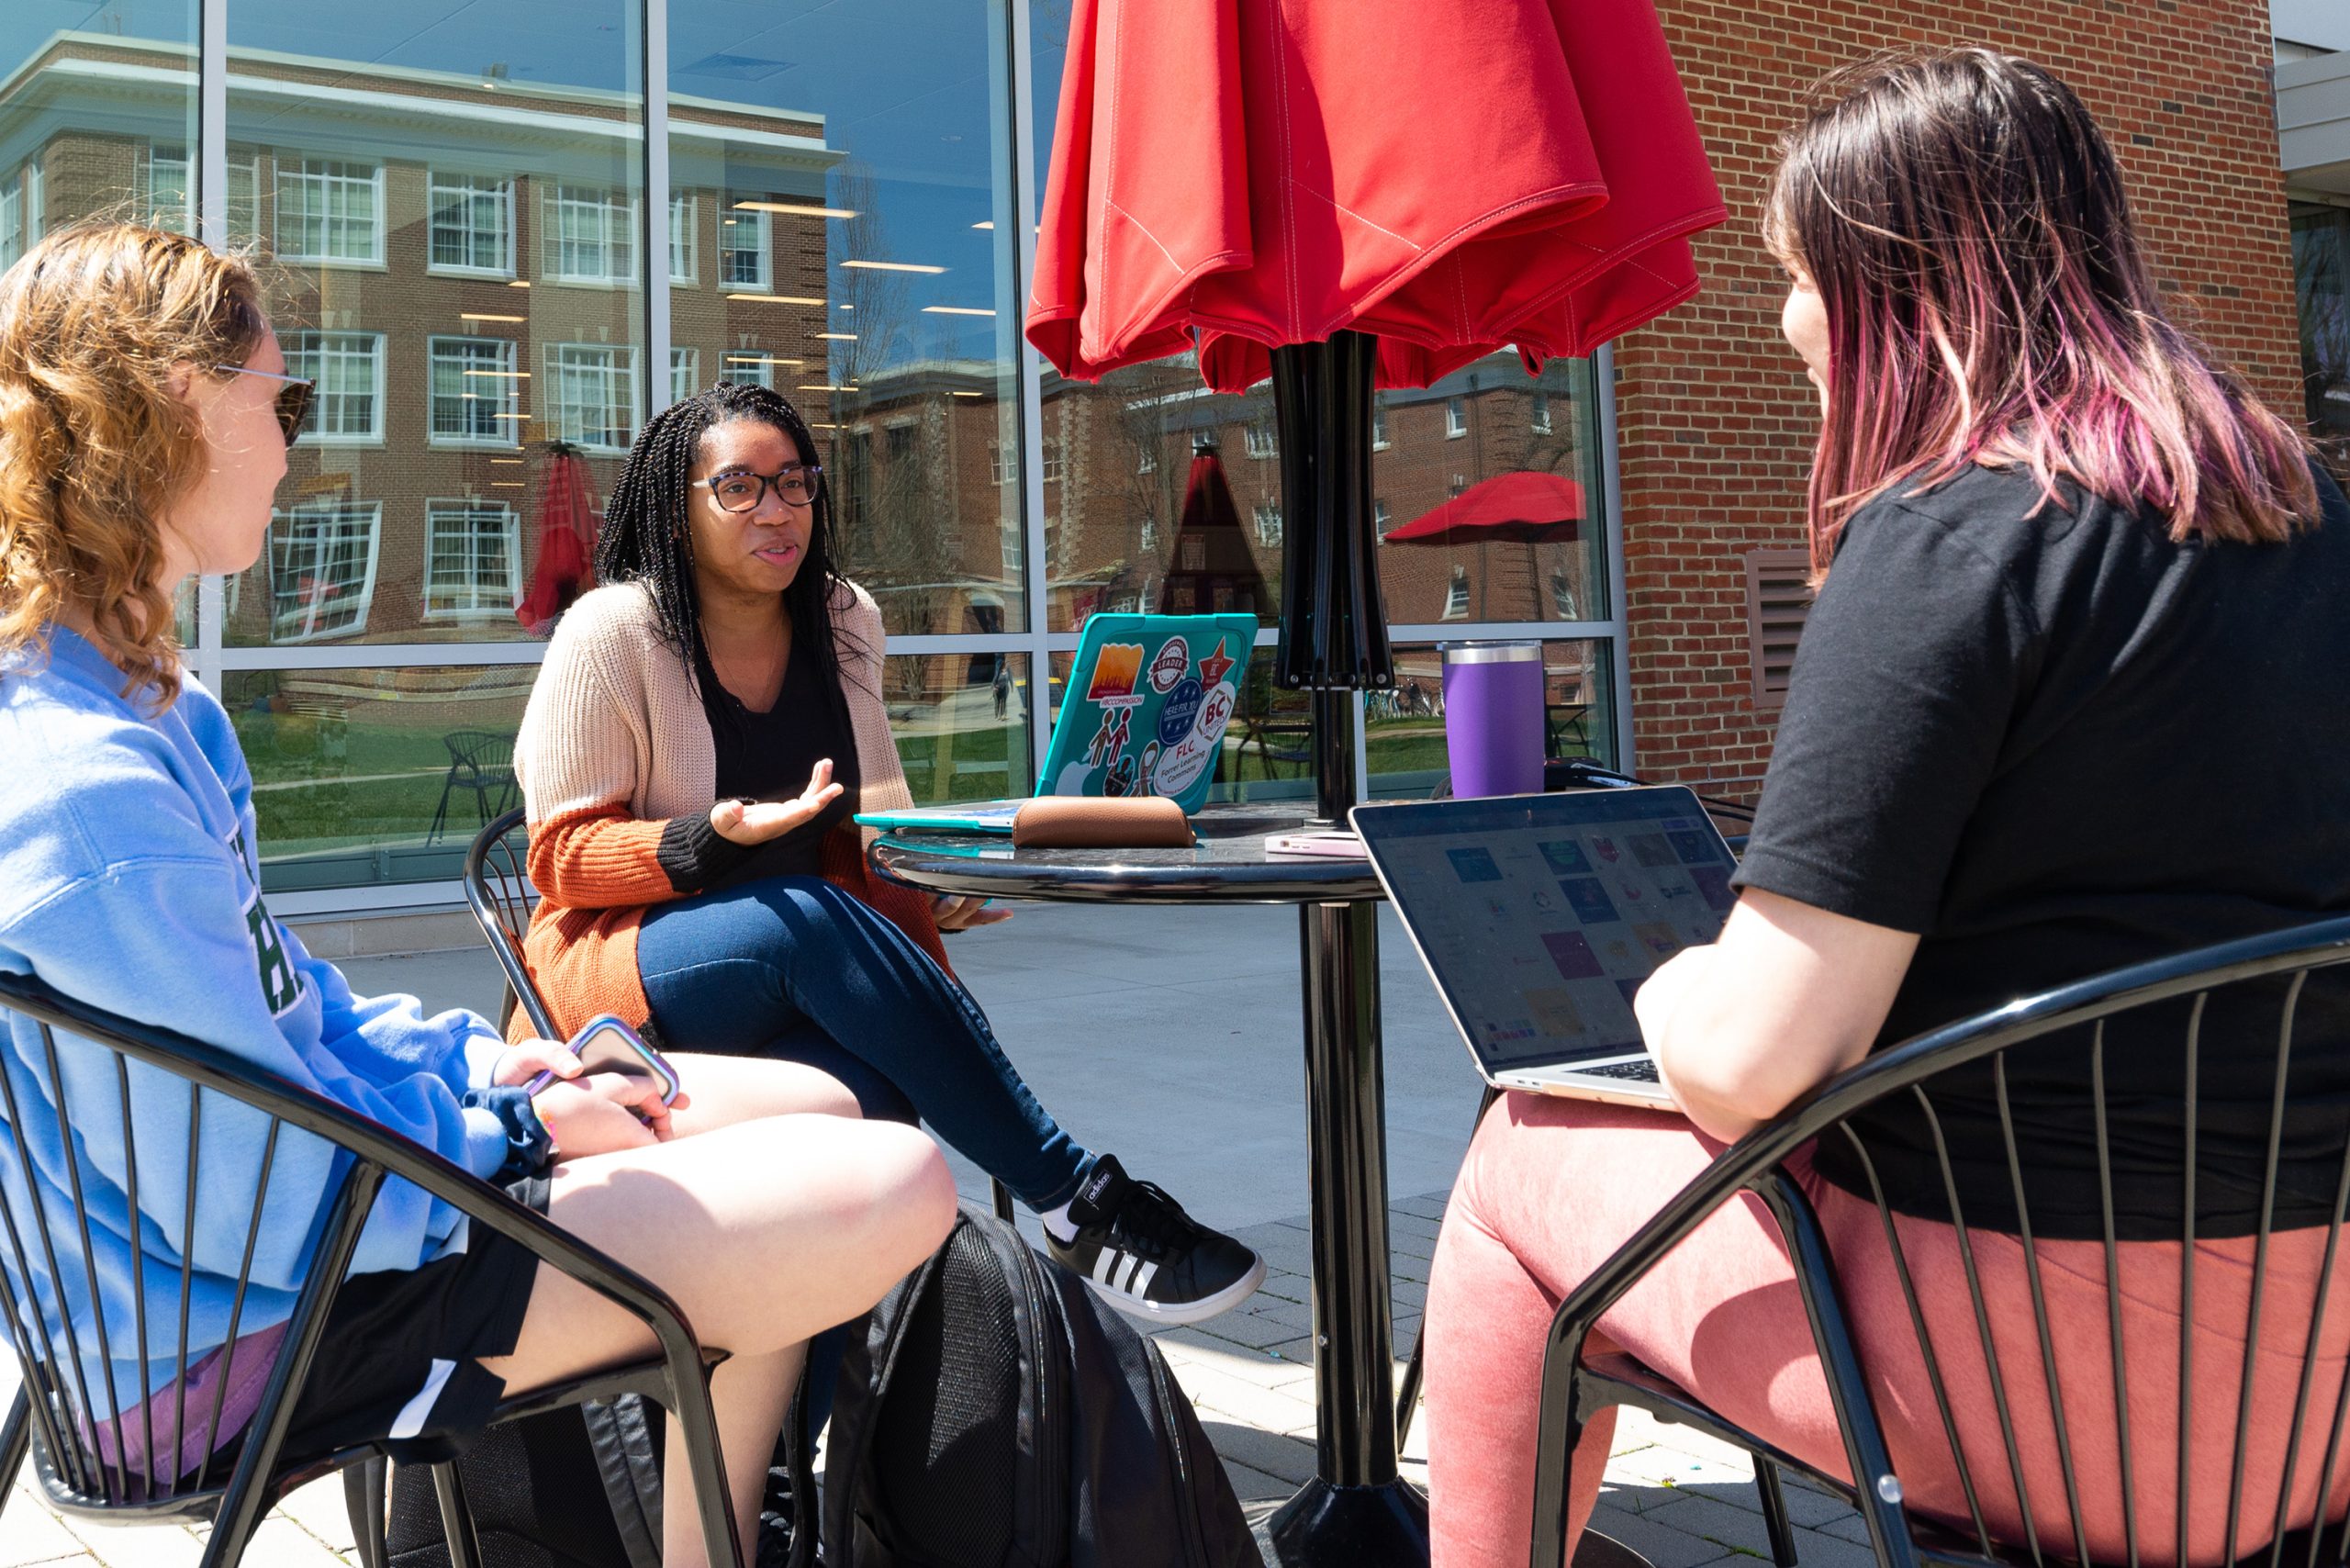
left=0, top=1193, right=1870, bottom=1568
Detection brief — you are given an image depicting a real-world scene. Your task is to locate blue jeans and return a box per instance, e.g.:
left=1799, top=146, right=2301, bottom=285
left=635, top=876, right=1095, bottom=1211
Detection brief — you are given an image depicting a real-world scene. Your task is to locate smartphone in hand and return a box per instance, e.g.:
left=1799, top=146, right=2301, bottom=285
left=525, top=1015, right=681, bottom=1106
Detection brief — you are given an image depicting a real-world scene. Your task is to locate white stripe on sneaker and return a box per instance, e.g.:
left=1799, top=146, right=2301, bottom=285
left=1092, top=1249, right=1124, bottom=1286
left=1130, top=1260, right=1159, bottom=1296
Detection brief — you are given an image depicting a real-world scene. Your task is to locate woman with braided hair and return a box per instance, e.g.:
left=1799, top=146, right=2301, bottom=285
left=512, top=380, right=1265, bottom=1329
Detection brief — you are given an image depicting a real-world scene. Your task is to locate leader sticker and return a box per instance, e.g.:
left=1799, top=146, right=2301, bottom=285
left=1148, top=638, right=1190, bottom=695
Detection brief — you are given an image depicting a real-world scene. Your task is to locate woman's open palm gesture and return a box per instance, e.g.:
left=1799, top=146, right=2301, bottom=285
left=709, top=758, right=845, bottom=846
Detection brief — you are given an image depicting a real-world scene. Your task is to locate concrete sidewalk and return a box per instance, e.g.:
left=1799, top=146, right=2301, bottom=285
left=0, top=903, right=1871, bottom=1568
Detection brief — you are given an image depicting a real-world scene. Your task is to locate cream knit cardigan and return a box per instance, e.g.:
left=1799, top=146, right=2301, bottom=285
left=508, top=576, right=938, bottom=1041
left=515, top=577, right=916, bottom=845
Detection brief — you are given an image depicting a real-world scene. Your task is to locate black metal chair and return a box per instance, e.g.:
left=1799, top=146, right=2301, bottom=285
left=426, top=732, right=520, bottom=847
left=464, top=809, right=1018, bottom=1225
left=1531, top=913, right=2350, bottom=1568
left=0, top=969, right=742, bottom=1568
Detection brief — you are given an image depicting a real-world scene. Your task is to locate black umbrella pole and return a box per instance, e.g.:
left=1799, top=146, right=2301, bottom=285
left=1272, top=332, right=1394, bottom=718
left=1266, top=336, right=1430, bottom=1564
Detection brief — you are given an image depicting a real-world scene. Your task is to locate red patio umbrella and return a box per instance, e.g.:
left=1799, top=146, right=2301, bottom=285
left=515, top=444, right=599, bottom=637
left=1026, top=0, right=1724, bottom=395
left=1380, top=470, right=1584, bottom=546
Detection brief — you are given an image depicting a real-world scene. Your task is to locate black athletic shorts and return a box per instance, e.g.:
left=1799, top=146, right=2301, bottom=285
left=269, top=1170, right=552, bottom=1466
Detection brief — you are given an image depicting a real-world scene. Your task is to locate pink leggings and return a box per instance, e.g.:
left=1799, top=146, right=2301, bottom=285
left=1426, top=1094, right=2350, bottom=1568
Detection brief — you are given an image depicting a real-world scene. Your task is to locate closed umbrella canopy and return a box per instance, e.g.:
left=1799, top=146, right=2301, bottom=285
left=516, top=446, right=599, bottom=637
left=1026, top=0, right=1725, bottom=394
left=1382, top=471, right=1584, bottom=546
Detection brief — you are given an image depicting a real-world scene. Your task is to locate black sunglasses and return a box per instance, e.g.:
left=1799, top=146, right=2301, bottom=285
left=212, top=364, right=317, bottom=445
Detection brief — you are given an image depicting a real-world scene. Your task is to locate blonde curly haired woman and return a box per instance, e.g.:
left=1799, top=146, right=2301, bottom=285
left=0, top=221, right=955, bottom=1568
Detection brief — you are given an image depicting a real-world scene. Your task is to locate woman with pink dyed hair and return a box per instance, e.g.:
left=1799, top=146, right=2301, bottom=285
left=1425, top=48, right=2350, bottom=1568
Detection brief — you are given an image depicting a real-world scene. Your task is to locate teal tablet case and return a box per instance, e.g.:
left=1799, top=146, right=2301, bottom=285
left=1037, top=612, right=1259, bottom=813
left=856, top=611, right=1258, bottom=833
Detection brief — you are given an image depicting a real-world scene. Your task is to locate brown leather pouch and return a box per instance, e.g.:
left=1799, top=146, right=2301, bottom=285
left=1011, top=794, right=1195, bottom=848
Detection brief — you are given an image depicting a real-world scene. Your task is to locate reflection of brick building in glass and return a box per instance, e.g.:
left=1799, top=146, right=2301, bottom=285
left=0, top=30, right=841, bottom=650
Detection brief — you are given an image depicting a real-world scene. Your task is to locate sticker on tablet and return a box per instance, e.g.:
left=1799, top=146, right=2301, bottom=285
left=1149, top=638, right=1191, bottom=694
left=1087, top=644, right=1147, bottom=708
left=1196, top=637, right=1237, bottom=689
left=1086, top=706, right=1133, bottom=766
left=1157, top=678, right=1203, bottom=746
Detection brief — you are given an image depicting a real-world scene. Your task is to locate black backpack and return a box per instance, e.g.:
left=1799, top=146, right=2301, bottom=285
left=822, top=1204, right=1263, bottom=1568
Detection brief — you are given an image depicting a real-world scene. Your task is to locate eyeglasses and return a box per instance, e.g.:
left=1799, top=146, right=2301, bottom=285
left=693, top=464, right=823, bottom=512
left=211, top=364, right=316, bottom=445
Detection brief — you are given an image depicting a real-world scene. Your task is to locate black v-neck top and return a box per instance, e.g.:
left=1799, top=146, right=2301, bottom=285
left=699, top=637, right=861, bottom=883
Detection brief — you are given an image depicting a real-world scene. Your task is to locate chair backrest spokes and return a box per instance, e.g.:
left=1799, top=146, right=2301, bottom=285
left=0, top=985, right=368, bottom=1518
left=1775, top=919, right=2350, bottom=1568
left=464, top=809, right=556, bottom=1042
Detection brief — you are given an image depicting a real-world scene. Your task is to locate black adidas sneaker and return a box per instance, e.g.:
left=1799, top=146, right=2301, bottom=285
left=1042, top=1155, right=1266, bottom=1326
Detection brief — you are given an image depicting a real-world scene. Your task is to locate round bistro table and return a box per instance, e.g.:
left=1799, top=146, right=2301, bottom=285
left=871, top=801, right=1431, bottom=1565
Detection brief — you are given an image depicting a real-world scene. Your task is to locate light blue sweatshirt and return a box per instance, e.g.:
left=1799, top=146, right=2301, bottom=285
left=0, top=628, right=518, bottom=1412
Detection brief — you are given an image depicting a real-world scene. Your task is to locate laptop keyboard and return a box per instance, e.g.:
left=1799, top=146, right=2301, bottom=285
left=1582, top=1059, right=1662, bottom=1081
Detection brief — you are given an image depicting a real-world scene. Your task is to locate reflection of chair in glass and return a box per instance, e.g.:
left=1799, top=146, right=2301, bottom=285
left=425, top=730, right=519, bottom=846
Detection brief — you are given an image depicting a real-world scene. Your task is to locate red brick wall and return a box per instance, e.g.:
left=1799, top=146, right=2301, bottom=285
left=1617, top=0, right=2300, bottom=795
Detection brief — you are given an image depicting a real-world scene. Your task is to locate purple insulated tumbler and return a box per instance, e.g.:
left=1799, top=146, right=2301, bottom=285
left=1441, top=642, right=1546, bottom=798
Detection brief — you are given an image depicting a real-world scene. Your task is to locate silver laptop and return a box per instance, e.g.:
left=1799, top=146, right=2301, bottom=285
left=1349, top=787, right=1740, bottom=1108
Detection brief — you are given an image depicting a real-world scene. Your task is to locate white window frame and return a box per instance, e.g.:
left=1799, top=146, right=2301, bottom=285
left=141, top=142, right=195, bottom=235
left=1244, top=420, right=1277, bottom=459
left=1373, top=498, right=1390, bottom=532
left=720, top=207, right=771, bottom=291
left=429, top=336, right=521, bottom=449
left=1446, top=397, right=1468, bottom=439
left=670, top=346, right=700, bottom=405
left=1372, top=402, right=1389, bottom=450
left=427, top=173, right=514, bottom=278
left=274, top=159, right=386, bottom=267
left=267, top=502, right=381, bottom=643
left=546, top=185, right=639, bottom=286
left=1001, top=520, right=1024, bottom=576
left=0, top=179, right=18, bottom=273
left=23, top=163, right=39, bottom=246
left=1136, top=443, right=1156, bottom=475
left=1443, top=567, right=1471, bottom=621
left=1530, top=390, right=1553, bottom=435
left=1041, top=439, right=1064, bottom=483
left=1140, top=512, right=1158, bottom=551
left=281, top=330, right=386, bottom=445
left=990, top=442, right=1013, bottom=486
left=1253, top=499, right=1282, bottom=546
left=669, top=194, right=698, bottom=285
left=721, top=351, right=776, bottom=389
left=422, top=500, right=521, bottom=621
left=1550, top=569, right=1579, bottom=621
left=547, top=342, right=640, bottom=453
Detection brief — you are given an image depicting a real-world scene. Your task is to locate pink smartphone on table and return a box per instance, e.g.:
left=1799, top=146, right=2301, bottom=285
left=525, top=1015, right=682, bottom=1106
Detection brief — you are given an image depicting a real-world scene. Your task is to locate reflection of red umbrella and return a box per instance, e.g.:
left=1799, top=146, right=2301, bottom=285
left=516, top=446, right=599, bottom=636
left=1025, top=0, right=1724, bottom=394
left=1381, top=472, right=1584, bottom=546
left=1156, top=441, right=1270, bottom=617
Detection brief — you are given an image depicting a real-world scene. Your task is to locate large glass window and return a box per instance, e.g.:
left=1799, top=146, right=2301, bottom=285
left=671, top=0, right=1029, bottom=638
left=224, top=0, right=645, bottom=662
left=0, top=3, right=201, bottom=271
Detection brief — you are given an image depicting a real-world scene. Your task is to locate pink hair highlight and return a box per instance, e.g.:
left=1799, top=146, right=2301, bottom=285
left=1766, top=49, right=2313, bottom=577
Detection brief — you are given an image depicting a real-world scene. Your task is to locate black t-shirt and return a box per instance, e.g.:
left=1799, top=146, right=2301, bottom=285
left=699, top=638, right=861, bottom=884
left=1731, top=461, right=2350, bottom=1238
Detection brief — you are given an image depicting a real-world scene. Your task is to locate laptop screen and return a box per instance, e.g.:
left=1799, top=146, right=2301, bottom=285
left=1354, top=789, right=1740, bottom=1070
